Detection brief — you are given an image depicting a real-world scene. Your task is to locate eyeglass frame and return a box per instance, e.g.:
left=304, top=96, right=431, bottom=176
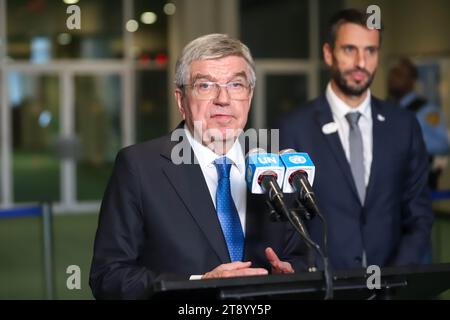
left=180, top=80, right=254, bottom=100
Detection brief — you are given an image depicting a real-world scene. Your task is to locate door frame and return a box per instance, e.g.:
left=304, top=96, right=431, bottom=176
left=0, top=61, right=131, bottom=213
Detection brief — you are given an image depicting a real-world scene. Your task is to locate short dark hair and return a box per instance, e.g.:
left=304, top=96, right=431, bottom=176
left=326, top=8, right=383, bottom=48
left=396, top=58, right=418, bottom=80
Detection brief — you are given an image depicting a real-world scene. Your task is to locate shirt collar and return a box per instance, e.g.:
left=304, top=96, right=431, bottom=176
left=184, top=125, right=245, bottom=173
left=326, top=82, right=372, bottom=120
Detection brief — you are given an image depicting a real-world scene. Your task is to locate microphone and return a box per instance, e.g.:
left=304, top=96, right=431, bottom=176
left=279, top=149, right=320, bottom=216
left=245, top=148, right=309, bottom=234
left=245, top=148, right=285, bottom=194
left=245, top=148, right=290, bottom=221
left=247, top=150, right=333, bottom=299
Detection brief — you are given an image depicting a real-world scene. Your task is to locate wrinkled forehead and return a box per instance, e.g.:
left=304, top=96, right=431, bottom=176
left=189, top=56, right=251, bottom=82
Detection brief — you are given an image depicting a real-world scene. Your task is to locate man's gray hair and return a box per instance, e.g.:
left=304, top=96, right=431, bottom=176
left=175, top=33, right=256, bottom=89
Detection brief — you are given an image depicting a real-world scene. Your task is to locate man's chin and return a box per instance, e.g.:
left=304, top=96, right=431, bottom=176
left=204, top=132, right=240, bottom=155
left=348, top=86, right=368, bottom=96
left=208, top=127, right=241, bottom=141
left=339, top=80, right=371, bottom=97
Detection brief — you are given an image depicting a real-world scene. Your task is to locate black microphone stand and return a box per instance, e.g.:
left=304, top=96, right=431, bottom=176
left=260, top=175, right=333, bottom=299
left=268, top=201, right=317, bottom=272
left=290, top=204, right=317, bottom=273
left=287, top=205, right=333, bottom=300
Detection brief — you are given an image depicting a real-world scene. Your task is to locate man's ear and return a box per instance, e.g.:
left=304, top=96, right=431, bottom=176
left=323, top=43, right=333, bottom=67
left=175, top=89, right=186, bottom=120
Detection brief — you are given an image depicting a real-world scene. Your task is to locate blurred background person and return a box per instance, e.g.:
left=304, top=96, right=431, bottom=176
left=388, top=58, right=450, bottom=190
left=277, top=8, right=433, bottom=270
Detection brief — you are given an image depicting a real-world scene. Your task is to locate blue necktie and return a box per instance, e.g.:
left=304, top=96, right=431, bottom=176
left=214, top=157, right=244, bottom=262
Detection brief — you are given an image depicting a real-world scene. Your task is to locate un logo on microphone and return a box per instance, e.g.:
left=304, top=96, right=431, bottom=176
left=289, top=155, right=307, bottom=164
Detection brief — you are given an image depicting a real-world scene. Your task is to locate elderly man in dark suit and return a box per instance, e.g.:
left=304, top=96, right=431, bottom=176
left=278, top=9, right=433, bottom=270
left=90, top=34, right=305, bottom=299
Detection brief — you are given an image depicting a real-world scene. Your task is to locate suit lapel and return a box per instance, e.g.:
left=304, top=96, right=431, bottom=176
left=314, top=96, right=360, bottom=202
left=365, top=98, right=386, bottom=205
left=160, top=127, right=230, bottom=264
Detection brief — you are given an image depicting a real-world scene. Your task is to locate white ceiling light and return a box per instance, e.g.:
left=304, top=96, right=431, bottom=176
left=126, top=19, right=139, bottom=33
left=163, top=3, right=176, bottom=15
left=141, top=12, right=158, bottom=25
left=57, top=33, right=72, bottom=45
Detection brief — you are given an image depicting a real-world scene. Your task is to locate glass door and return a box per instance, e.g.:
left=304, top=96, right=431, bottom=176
left=4, top=65, right=126, bottom=211
left=74, top=73, right=122, bottom=202
left=9, top=72, right=60, bottom=203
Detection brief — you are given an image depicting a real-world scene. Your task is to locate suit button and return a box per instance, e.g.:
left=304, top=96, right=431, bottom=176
left=355, top=256, right=362, bottom=263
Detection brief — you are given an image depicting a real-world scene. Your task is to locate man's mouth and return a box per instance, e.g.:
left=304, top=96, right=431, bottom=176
left=347, top=69, right=370, bottom=83
left=211, top=114, right=234, bottom=121
left=350, top=71, right=368, bottom=82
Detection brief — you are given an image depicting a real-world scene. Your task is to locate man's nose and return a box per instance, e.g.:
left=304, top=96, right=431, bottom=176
left=214, top=85, right=231, bottom=105
left=355, top=50, right=366, bottom=69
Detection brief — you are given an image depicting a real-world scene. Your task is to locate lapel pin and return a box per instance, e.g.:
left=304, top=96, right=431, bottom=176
left=377, top=114, right=386, bottom=122
left=322, top=122, right=338, bottom=135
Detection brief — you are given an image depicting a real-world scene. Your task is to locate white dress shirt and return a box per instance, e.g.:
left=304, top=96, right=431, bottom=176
left=326, top=83, right=373, bottom=186
left=185, top=126, right=248, bottom=280
left=184, top=125, right=247, bottom=233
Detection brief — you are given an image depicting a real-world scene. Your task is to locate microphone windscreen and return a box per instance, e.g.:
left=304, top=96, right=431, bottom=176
left=245, top=152, right=285, bottom=194
left=279, top=151, right=315, bottom=193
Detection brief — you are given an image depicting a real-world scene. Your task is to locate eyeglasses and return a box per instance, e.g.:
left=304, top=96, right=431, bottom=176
left=184, top=81, right=252, bottom=100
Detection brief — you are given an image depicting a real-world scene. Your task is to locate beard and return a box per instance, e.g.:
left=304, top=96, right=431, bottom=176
left=331, top=64, right=375, bottom=97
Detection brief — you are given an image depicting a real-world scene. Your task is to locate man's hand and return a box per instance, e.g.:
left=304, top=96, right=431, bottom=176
left=265, top=247, right=294, bottom=274
left=202, top=261, right=268, bottom=279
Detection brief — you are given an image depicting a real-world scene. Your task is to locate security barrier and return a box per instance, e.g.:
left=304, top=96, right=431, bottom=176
left=0, top=202, right=54, bottom=300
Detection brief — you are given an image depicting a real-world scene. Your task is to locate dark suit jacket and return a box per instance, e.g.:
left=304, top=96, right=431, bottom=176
left=277, top=95, right=433, bottom=270
left=89, top=126, right=306, bottom=299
